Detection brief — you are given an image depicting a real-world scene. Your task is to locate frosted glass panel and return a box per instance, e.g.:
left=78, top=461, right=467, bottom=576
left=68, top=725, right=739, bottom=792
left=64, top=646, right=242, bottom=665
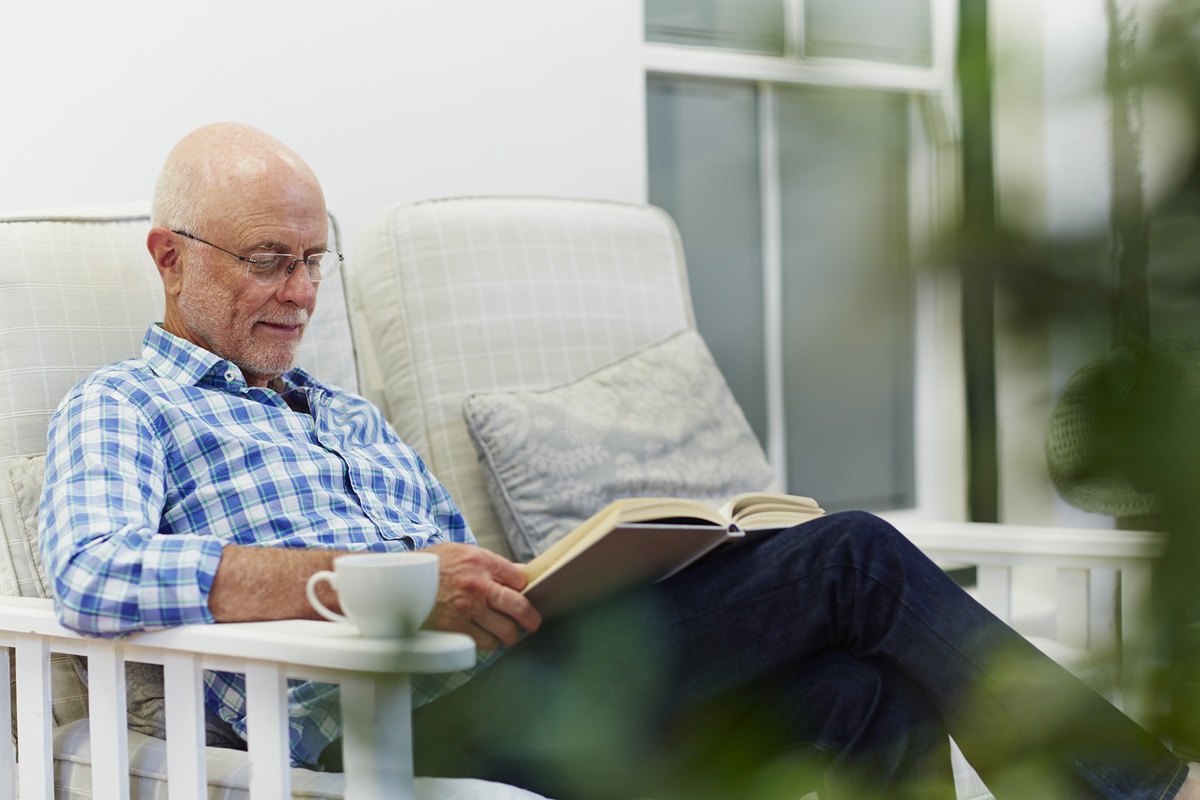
left=647, top=76, right=768, bottom=444
left=646, top=0, right=785, bottom=55
left=806, top=0, right=932, bottom=66
left=778, top=87, right=915, bottom=509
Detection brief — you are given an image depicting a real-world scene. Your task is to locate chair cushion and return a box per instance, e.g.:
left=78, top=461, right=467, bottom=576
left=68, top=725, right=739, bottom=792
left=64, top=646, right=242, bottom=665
left=0, top=206, right=359, bottom=583
left=464, top=330, right=775, bottom=562
left=52, top=718, right=551, bottom=799
left=351, top=197, right=697, bottom=557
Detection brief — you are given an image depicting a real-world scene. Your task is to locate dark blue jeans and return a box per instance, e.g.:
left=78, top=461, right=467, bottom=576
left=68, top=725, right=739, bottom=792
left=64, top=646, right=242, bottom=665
left=412, top=511, right=1187, bottom=800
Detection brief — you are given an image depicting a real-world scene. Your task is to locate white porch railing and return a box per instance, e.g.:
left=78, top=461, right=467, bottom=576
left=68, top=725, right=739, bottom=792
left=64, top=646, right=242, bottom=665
left=899, top=520, right=1166, bottom=638
left=0, top=597, right=474, bottom=800
left=898, top=519, right=1168, bottom=722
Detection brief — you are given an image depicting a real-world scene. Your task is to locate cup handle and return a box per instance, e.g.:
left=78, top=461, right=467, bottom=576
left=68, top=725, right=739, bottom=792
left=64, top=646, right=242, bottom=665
left=306, top=570, right=349, bottom=624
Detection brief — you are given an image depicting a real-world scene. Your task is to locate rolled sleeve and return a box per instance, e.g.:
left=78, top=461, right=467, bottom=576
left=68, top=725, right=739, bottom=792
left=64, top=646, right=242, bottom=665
left=40, top=386, right=223, bottom=636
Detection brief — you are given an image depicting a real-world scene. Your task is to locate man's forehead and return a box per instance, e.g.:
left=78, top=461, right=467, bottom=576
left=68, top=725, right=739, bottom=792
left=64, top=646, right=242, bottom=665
left=198, top=169, right=325, bottom=233
left=217, top=202, right=330, bottom=249
left=207, top=155, right=314, bottom=199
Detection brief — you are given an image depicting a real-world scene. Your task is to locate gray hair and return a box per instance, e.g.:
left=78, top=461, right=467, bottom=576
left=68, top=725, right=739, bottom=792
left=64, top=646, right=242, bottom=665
left=150, top=156, right=204, bottom=234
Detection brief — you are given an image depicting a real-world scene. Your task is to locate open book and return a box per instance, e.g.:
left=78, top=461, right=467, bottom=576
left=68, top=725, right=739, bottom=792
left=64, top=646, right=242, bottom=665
left=522, top=492, right=825, bottom=619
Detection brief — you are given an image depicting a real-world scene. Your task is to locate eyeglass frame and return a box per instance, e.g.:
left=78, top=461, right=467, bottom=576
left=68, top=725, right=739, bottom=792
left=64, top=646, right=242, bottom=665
left=170, top=229, right=343, bottom=284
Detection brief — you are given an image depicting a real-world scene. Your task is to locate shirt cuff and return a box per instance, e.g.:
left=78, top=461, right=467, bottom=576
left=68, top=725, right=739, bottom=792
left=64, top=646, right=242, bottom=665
left=136, top=536, right=225, bottom=628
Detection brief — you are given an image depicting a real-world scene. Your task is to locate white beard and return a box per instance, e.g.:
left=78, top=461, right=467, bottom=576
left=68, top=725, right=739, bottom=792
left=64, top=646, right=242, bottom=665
left=177, top=278, right=309, bottom=381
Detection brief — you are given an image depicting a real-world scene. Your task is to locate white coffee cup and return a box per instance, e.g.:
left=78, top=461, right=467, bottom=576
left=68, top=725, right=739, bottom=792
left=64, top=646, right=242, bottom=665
left=305, top=552, right=439, bottom=638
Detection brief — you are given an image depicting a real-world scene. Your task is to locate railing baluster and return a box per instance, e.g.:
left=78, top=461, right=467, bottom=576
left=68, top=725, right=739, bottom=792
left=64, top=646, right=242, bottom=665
left=163, top=651, right=206, bottom=800
left=1056, top=567, right=1091, bottom=650
left=245, top=662, right=290, bottom=798
left=341, top=673, right=415, bottom=800
left=14, top=635, right=52, bottom=800
left=976, top=564, right=1012, bottom=623
left=0, top=648, right=15, bottom=800
left=87, top=644, right=130, bottom=799
left=1119, top=559, right=1155, bottom=724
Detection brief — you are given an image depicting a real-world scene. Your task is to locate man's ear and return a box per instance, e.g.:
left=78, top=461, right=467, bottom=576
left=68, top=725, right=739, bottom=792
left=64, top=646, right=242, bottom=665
left=147, top=227, right=184, bottom=295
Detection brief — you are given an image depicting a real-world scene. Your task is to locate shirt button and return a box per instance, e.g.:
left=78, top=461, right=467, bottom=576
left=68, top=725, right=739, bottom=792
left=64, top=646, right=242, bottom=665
left=224, top=370, right=236, bottom=382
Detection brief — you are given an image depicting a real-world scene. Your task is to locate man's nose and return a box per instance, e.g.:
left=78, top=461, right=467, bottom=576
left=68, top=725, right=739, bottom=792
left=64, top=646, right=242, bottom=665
left=276, top=261, right=318, bottom=306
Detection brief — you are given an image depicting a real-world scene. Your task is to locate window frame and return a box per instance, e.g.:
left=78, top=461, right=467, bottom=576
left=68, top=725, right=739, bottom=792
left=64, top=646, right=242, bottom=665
left=644, top=0, right=966, bottom=520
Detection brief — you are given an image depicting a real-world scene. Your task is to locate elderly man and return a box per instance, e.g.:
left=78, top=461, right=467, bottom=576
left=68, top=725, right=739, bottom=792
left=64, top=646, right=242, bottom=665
left=39, top=123, right=1196, bottom=800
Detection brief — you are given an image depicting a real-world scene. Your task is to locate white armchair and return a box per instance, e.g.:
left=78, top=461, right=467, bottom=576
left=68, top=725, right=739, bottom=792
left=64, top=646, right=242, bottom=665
left=0, top=206, right=541, bottom=800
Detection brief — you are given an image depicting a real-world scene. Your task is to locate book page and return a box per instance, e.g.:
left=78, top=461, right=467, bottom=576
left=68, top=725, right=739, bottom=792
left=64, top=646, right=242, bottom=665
left=720, top=492, right=825, bottom=531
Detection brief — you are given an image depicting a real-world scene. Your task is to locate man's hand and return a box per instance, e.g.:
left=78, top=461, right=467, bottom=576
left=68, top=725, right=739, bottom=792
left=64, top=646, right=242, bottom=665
left=421, top=542, right=542, bottom=651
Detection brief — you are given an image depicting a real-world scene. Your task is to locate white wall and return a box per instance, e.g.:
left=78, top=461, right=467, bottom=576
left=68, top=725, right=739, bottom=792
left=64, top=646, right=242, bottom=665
left=0, top=0, right=647, bottom=248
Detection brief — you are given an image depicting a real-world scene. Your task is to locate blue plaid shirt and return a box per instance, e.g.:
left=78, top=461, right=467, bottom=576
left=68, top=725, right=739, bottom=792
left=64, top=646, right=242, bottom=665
left=40, top=324, right=488, bottom=768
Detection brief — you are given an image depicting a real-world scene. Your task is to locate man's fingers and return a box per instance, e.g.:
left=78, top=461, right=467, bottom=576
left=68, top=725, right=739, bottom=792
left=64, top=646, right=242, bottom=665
left=419, top=542, right=541, bottom=645
left=454, top=591, right=540, bottom=650
left=464, top=620, right=504, bottom=652
left=426, top=607, right=506, bottom=651
left=487, top=582, right=542, bottom=635
left=487, top=555, right=531, bottom=591
left=474, top=607, right=523, bottom=650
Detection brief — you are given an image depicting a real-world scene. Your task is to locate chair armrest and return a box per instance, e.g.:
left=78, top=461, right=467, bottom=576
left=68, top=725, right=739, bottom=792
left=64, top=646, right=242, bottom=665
left=0, top=595, right=474, bottom=674
left=0, top=596, right=475, bottom=800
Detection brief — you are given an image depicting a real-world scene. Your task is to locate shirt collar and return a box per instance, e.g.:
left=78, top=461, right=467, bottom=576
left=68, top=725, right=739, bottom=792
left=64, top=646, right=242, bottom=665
left=142, top=324, right=226, bottom=386
left=140, top=324, right=324, bottom=394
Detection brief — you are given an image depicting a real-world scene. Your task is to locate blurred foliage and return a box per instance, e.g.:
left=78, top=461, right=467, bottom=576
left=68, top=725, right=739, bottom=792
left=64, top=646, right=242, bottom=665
left=963, top=0, right=1200, bottom=762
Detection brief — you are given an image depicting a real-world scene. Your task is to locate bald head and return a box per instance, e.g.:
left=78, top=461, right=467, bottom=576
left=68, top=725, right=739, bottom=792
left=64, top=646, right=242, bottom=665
left=147, top=123, right=330, bottom=388
left=151, top=123, right=325, bottom=234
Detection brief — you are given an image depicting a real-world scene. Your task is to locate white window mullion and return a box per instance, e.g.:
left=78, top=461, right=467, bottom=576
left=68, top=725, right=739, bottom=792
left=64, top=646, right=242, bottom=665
left=784, top=0, right=806, bottom=60
left=758, top=81, right=788, bottom=488
left=931, top=0, right=961, bottom=141
left=904, top=95, right=967, bottom=523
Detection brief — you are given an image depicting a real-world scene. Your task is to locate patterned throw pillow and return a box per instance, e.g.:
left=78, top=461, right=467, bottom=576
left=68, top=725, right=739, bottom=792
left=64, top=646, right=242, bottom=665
left=463, top=330, right=776, bottom=562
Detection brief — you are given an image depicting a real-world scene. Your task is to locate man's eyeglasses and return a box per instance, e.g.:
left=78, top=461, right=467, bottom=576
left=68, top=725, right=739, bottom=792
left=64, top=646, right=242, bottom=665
left=171, top=230, right=343, bottom=285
